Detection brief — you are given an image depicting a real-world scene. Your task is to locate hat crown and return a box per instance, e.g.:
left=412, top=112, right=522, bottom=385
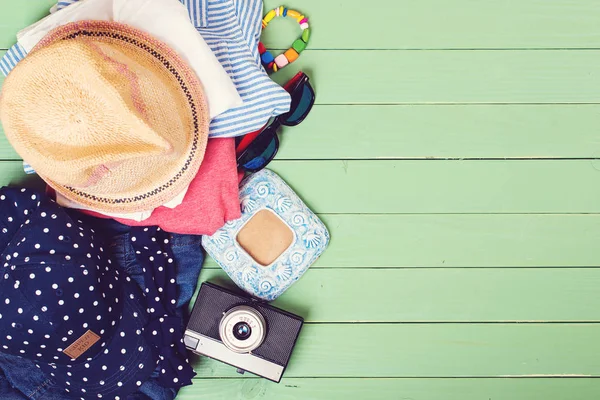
left=0, top=20, right=210, bottom=214
left=0, top=39, right=173, bottom=188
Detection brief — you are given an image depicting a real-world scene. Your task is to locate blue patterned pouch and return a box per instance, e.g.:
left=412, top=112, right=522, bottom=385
left=202, top=169, right=330, bottom=301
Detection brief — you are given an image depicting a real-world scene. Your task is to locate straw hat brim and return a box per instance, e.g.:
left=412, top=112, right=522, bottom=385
left=1, top=21, right=209, bottom=213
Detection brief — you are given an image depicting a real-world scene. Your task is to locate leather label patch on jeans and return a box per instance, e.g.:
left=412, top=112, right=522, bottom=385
left=63, top=330, right=100, bottom=360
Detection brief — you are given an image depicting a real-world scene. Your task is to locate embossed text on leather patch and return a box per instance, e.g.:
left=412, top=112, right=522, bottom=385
left=63, top=330, right=100, bottom=359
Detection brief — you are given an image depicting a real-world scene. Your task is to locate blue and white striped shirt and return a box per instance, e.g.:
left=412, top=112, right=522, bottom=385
left=1, top=0, right=290, bottom=139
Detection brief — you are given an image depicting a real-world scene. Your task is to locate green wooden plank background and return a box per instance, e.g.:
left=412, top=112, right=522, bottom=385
left=270, top=160, right=600, bottom=214
left=4, top=0, right=600, bottom=50
left=261, top=0, right=600, bottom=50
left=272, top=105, right=600, bottom=160
left=207, top=213, right=600, bottom=268
left=4, top=50, right=600, bottom=104
left=200, top=268, right=600, bottom=322
left=2, top=0, right=600, bottom=398
left=190, top=323, right=600, bottom=377
left=4, top=160, right=600, bottom=214
left=179, top=378, right=600, bottom=400
left=5, top=104, right=600, bottom=160
left=270, top=50, right=600, bottom=104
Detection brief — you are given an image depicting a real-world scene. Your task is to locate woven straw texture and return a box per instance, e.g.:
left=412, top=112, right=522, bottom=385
left=0, top=21, right=209, bottom=213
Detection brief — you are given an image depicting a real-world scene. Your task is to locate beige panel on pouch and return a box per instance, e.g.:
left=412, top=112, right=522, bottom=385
left=236, top=209, right=294, bottom=266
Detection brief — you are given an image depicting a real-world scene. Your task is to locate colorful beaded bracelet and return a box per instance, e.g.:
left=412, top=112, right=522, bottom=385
left=259, top=6, right=310, bottom=73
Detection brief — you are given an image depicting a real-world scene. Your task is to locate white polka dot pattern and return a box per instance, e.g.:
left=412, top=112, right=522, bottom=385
left=0, top=188, right=156, bottom=398
left=128, top=225, right=196, bottom=387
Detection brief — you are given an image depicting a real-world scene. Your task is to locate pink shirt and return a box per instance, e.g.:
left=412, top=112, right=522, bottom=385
left=81, top=138, right=241, bottom=235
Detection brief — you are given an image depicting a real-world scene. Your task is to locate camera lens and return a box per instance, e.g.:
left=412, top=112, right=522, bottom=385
left=219, top=306, right=267, bottom=353
left=233, top=322, right=252, bottom=340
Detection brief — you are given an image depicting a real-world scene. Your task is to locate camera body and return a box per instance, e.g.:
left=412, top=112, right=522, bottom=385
left=184, top=282, right=304, bottom=382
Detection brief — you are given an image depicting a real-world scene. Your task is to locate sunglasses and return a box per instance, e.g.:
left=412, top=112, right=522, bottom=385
left=236, top=72, right=315, bottom=172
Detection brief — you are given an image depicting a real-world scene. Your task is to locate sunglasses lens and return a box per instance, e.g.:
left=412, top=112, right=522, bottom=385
left=282, top=82, right=315, bottom=126
left=238, top=131, right=279, bottom=171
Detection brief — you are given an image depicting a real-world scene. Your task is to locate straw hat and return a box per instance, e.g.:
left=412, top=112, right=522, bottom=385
left=0, top=21, right=209, bottom=213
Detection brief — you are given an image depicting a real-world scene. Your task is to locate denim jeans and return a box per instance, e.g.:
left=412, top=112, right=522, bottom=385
left=0, top=216, right=204, bottom=400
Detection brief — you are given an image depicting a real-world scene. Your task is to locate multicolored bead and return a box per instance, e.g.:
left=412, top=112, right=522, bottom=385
left=258, top=42, right=266, bottom=55
left=274, top=54, right=289, bottom=69
left=263, top=9, right=276, bottom=24
left=260, top=6, right=310, bottom=73
left=261, top=51, right=274, bottom=65
left=302, top=28, right=310, bottom=43
left=284, top=48, right=299, bottom=63
left=292, top=39, right=306, bottom=53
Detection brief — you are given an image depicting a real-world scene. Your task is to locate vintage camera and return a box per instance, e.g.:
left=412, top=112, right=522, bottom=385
left=184, top=282, right=304, bottom=382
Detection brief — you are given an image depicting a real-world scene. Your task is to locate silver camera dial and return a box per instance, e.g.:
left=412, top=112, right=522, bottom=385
left=219, top=305, right=267, bottom=353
